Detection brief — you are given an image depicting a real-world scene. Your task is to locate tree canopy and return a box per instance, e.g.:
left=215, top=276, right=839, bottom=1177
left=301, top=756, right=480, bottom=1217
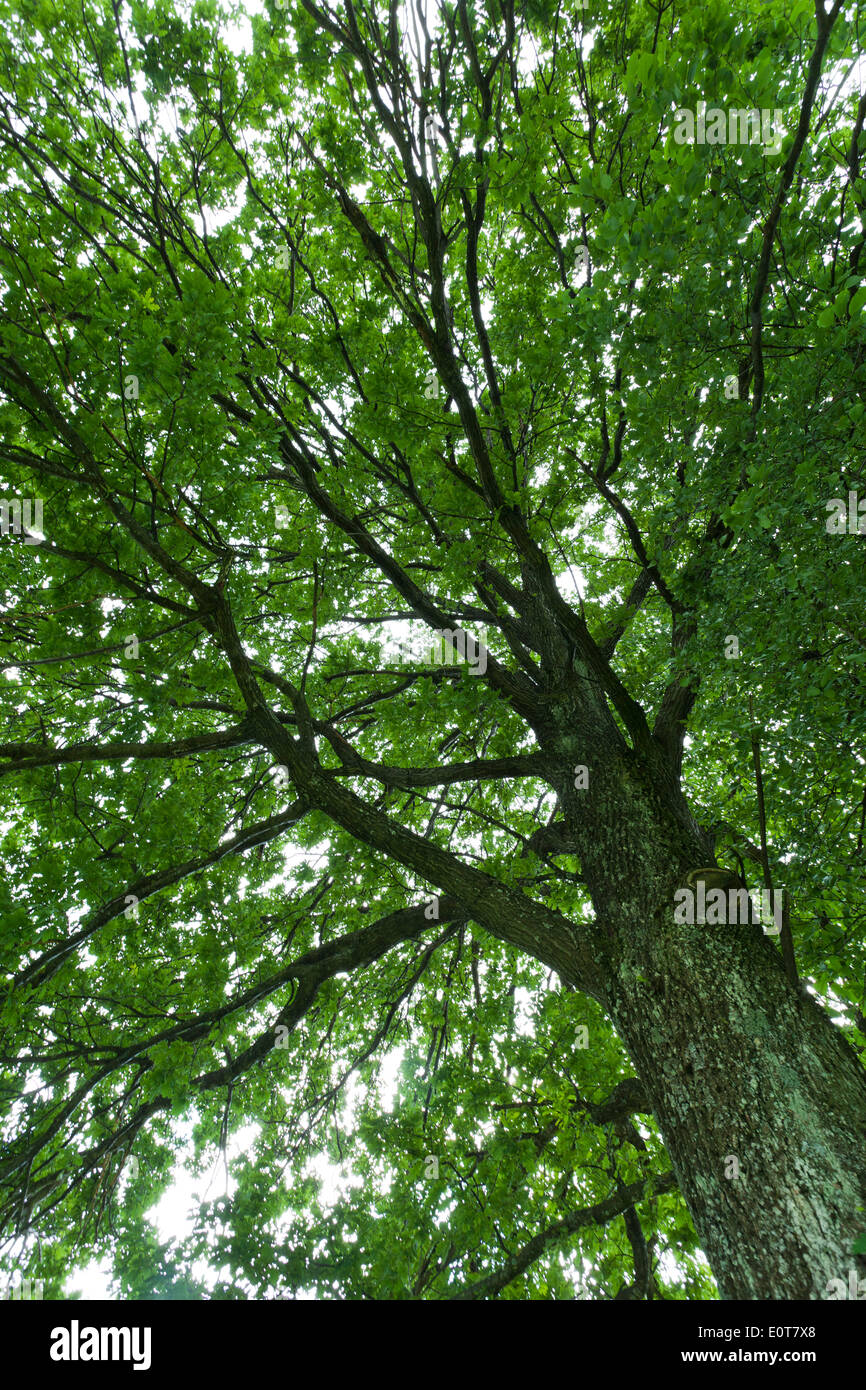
left=0, top=0, right=864, bottom=1301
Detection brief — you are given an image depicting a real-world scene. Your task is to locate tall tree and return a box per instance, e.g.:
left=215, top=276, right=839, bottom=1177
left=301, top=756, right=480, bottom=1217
left=1, top=0, right=864, bottom=1301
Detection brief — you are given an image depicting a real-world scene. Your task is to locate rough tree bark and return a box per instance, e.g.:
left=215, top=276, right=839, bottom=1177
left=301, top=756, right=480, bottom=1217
left=539, top=634, right=866, bottom=1298
left=564, top=738, right=866, bottom=1300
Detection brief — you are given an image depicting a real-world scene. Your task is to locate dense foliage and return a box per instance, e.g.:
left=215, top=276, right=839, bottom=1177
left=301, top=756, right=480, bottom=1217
left=0, top=0, right=864, bottom=1299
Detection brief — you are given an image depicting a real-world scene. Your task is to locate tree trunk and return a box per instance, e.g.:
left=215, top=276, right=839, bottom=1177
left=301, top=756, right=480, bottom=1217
left=611, top=914, right=866, bottom=1299
left=557, top=737, right=866, bottom=1299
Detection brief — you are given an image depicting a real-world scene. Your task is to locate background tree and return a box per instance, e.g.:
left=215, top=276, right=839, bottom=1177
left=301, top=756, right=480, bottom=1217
left=1, top=0, right=865, bottom=1301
